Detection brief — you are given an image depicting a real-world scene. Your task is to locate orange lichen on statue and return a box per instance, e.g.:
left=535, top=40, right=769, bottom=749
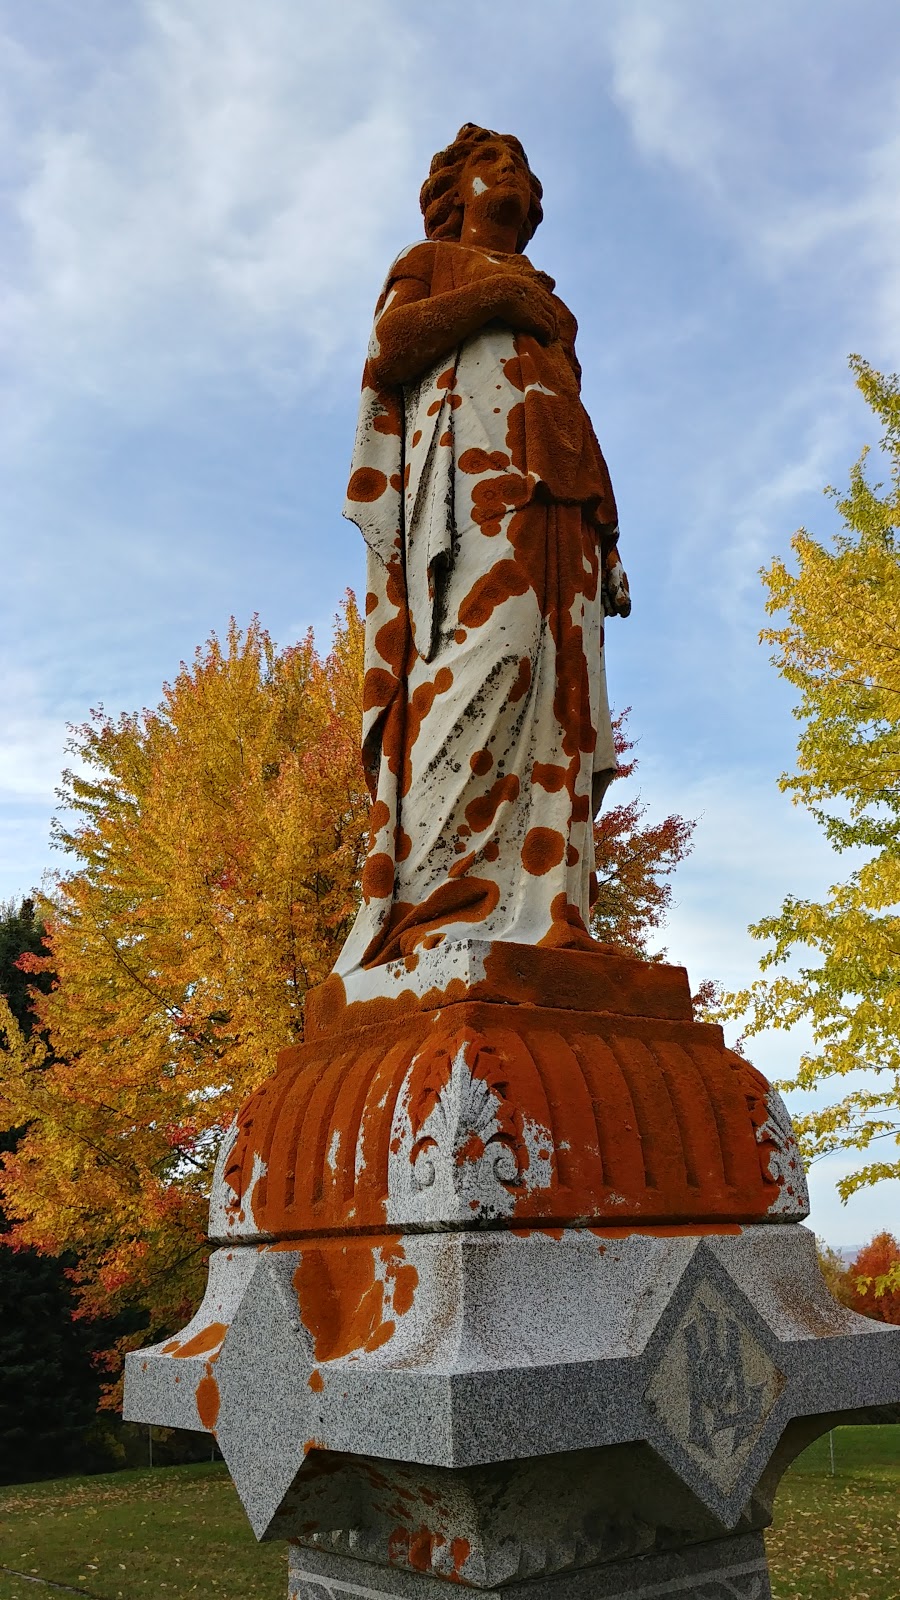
left=195, top=1367, right=220, bottom=1431
left=163, top=1321, right=227, bottom=1358
left=214, top=951, right=806, bottom=1241
left=292, top=1238, right=419, bottom=1362
left=450, top=1537, right=471, bottom=1577
left=386, top=1524, right=471, bottom=1580
left=335, top=124, right=631, bottom=975
left=304, top=943, right=694, bottom=1038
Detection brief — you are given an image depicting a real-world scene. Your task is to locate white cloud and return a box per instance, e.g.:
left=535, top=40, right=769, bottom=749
left=0, top=811, right=56, bottom=904
left=0, top=725, right=66, bottom=802
left=0, top=0, right=423, bottom=428
left=606, top=1, right=900, bottom=356
left=636, top=756, right=900, bottom=1240
left=637, top=760, right=836, bottom=988
left=606, top=9, right=730, bottom=201
left=0, top=673, right=72, bottom=898
left=680, top=370, right=856, bottom=633
left=0, top=674, right=72, bottom=802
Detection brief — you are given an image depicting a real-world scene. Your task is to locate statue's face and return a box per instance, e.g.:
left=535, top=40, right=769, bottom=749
left=458, top=139, right=531, bottom=240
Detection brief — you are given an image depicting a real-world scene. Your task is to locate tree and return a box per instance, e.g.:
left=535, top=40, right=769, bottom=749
left=0, top=597, right=696, bottom=1385
left=813, top=1233, right=900, bottom=1322
left=815, top=1239, right=854, bottom=1310
left=0, top=600, right=370, bottom=1374
left=0, top=899, right=54, bottom=1039
left=847, top=1231, right=900, bottom=1324
left=724, top=357, right=900, bottom=1296
left=0, top=900, right=102, bottom=1480
left=591, top=714, right=695, bottom=956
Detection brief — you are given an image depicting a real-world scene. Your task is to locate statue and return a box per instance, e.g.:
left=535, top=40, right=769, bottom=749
left=125, top=125, right=900, bottom=1600
left=337, top=123, right=630, bottom=974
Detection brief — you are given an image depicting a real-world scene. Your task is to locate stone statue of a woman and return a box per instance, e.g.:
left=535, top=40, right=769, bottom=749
left=337, top=123, right=630, bottom=974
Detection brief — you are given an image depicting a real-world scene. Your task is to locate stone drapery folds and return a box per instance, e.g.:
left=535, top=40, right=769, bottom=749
left=339, top=220, right=630, bottom=974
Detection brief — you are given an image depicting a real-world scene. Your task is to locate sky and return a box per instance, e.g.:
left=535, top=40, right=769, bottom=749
left=2, top=0, right=900, bottom=1246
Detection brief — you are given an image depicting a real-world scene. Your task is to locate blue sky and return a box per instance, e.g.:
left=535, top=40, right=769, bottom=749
left=3, top=0, right=900, bottom=1245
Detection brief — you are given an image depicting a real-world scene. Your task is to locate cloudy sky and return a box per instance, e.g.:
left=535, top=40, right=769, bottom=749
left=3, top=0, right=900, bottom=1244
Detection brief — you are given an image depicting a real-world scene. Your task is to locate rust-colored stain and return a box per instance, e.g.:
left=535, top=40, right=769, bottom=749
left=304, top=943, right=694, bottom=1039
left=308, top=1369, right=324, bottom=1393
left=450, top=1537, right=471, bottom=1576
left=215, top=945, right=801, bottom=1240
left=292, top=1238, right=419, bottom=1362
left=408, top=1528, right=438, bottom=1572
left=165, top=1321, right=227, bottom=1358
left=387, top=1526, right=441, bottom=1573
left=521, top=826, right=565, bottom=875
left=386, top=1526, right=470, bottom=1579
left=195, top=1366, right=220, bottom=1430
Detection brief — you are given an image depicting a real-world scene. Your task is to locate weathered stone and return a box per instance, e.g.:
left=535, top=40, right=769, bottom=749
left=202, top=945, right=808, bottom=1245
left=125, top=940, right=900, bottom=1597
left=124, top=120, right=900, bottom=1599
left=126, top=1216, right=900, bottom=1544
left=286, top=1532, right=774, bottom=1600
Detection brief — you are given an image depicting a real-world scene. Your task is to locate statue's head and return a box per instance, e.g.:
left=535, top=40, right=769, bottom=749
left=420, top=123, right=543, bottom=253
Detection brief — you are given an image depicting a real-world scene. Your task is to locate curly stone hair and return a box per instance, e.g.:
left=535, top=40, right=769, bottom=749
left=419, top=123, right=543, bottom=252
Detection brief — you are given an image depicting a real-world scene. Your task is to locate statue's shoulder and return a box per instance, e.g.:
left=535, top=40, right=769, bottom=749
left=386, top=240, right=437, bottom=285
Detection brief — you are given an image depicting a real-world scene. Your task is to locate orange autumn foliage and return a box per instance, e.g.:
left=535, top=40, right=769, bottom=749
left=591, top=715, right=695, bottom=957
left=0, top=600, right=369, bottom=1377
left=848, top=1231, right=900, bottom=1324
left=0, top=603, right=693, bottom=1387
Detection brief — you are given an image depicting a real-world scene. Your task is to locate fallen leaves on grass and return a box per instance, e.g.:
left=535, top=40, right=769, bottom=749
left=768, top=1473, right=899, bottom=1600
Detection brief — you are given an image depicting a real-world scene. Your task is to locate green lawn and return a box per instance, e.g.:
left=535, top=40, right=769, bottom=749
left=768, top=1426, right=900, bottom=1600
left=0, top=1463, right=285, bottom=1599
left=0, top=1427, right=897, bottom=1600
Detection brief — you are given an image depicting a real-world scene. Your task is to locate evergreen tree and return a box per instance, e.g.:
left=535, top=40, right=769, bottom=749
left=0, top=1240, right=101, bottom=1482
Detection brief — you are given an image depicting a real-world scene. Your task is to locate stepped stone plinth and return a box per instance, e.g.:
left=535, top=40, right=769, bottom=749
left=125, top=941, right=900, bottom=1600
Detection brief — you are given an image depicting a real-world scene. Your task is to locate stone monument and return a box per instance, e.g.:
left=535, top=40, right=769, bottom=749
left=125, top=124, right=900, bottom=1600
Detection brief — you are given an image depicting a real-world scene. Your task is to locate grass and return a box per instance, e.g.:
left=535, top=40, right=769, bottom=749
left=0, top=1463, right=285, bottom=1599
left=767, top=1426, right=900, bottom=1600
left=0, top=1427, right=896, bottom=1600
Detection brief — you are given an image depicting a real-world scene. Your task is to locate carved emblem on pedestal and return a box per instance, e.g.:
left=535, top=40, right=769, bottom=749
left=644, top=1266, right=784, bottom=1504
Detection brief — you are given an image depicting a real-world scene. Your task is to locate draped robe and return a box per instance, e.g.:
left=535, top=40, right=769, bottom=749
left=335, top=240, right=629, bottom=975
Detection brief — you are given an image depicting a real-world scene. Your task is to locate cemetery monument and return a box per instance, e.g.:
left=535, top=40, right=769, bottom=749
left=125, top=123, right=900, bottom=1600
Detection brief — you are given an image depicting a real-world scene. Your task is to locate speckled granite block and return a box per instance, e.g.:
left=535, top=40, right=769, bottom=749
left=287, top=1532, right=772, bottom=1600
left=124, top=947, right=900, bottom=1599
left=126, top=1223, right=899, bottom=1564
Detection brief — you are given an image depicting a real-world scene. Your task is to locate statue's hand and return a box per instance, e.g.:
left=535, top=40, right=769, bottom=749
left=497, top=278, right=559, bottom=344
left=602, top=553, right=632, bottom=618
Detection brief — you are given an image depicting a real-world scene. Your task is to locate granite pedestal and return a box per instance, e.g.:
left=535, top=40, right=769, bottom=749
left=124, top=942, right=900, bottom=1598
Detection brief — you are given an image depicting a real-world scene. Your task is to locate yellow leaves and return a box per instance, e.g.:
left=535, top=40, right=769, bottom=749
left=0, top=598, right=369, bottom=1350
left=722, top=359, right=900, bottom=1190
left=0, top=591, right=695, bottom=1374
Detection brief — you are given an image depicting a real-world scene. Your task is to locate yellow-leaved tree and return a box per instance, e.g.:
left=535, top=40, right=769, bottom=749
left=726, top=358, right=900, bottom=1257
left=0, top=593, right=696, bottom=1388
left=0, top=598, right=369, bottom=1378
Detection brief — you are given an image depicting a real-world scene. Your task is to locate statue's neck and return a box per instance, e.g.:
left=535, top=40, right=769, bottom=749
left=459, top=216, right=521, bottom=255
